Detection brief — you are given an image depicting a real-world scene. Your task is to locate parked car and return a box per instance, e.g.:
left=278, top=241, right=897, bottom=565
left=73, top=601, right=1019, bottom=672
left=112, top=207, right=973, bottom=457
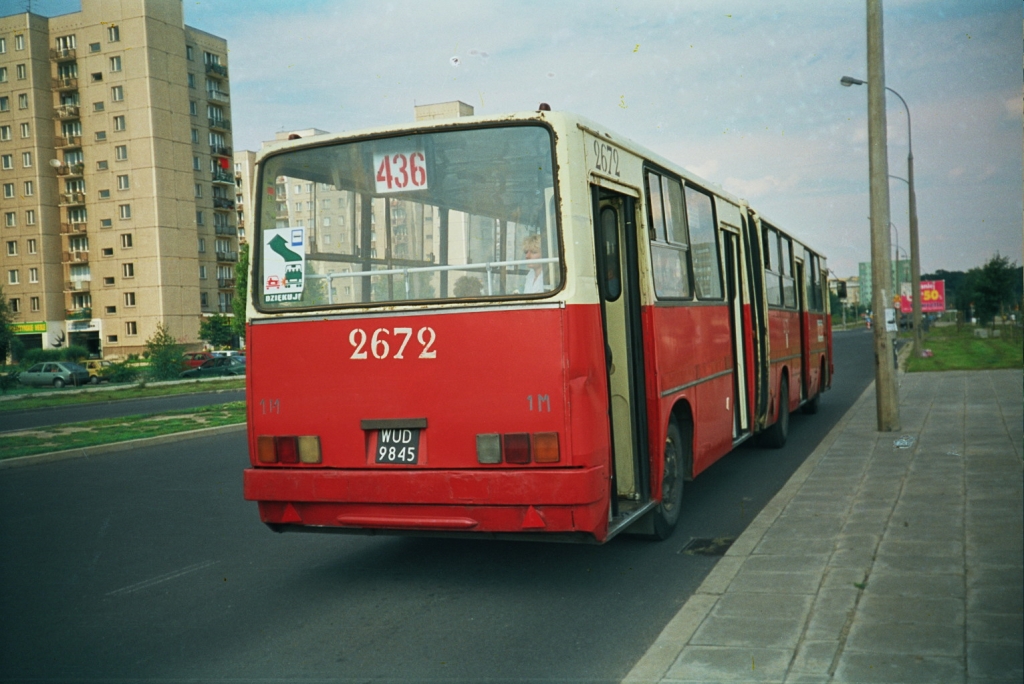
left=182, top=351, right=215, bottom=369
left=211, top=350, right=244, bottom=358
left=83, top=359, right=112, bottom=384
left=179, top=355, right=246, bottom=379
left=18, top=362, right=91, bottom=388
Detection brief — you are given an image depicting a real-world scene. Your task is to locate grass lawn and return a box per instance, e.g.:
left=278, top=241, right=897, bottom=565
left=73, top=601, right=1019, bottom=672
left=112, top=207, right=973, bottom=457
left=0, top=401, right=246, bottom=460
left=907, top=324, right=1024, bottom=372
left=0, top=377, right=244, bottom=412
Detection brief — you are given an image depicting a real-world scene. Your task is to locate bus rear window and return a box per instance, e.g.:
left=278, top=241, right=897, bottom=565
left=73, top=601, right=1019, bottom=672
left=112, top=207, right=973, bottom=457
left=255, top=125, right=560, bottom=309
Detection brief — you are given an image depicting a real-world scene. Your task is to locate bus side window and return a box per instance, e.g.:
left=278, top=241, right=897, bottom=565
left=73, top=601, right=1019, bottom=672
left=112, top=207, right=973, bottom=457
left=764, top=226, right=783, bottom=307
left=599, top=207, right=622, bottom=301
left=684, top=186, right=723, bottom=300
left=646, top=171, right=691, bottom=300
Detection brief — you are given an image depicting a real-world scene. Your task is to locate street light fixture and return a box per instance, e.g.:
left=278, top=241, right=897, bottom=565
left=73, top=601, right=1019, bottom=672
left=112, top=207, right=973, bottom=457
left=841, top=75, right=923, bottom=357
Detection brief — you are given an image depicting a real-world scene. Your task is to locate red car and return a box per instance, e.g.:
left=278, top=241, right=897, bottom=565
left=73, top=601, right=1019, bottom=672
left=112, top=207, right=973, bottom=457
left=182, top=352, right=215, bottom=369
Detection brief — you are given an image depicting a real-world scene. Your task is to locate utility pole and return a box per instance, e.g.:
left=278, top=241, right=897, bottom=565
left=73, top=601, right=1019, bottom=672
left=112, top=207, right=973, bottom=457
left=867, top=0, right=900, bottom=430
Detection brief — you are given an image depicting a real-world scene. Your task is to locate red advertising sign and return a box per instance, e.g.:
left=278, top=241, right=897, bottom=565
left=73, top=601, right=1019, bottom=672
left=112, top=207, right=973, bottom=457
left=901, top=280, right=945, bottom=313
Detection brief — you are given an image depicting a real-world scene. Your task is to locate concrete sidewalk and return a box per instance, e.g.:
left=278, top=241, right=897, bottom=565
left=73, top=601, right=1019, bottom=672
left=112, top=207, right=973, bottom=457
left=625, top=369, right=1023, bottom=684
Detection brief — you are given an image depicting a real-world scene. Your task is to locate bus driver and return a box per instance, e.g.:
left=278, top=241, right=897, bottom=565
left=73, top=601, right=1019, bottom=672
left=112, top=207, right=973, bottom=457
left=522, top=234, right=546, bottom=294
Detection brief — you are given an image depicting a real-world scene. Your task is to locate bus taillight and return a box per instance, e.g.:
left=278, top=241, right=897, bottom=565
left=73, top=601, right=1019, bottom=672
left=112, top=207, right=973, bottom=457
left=256, top=435, right=322, bottom=465
left=476, top=432, right=560, bottom=465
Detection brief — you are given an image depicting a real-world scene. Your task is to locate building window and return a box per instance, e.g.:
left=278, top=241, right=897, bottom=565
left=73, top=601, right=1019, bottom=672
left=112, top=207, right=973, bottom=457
left=115, top=145, right=127, bottom=160
left=199, top=265, right=207, bottom=279
left=22, top=152, right=31, bottom=168
left=16, top=64, right=26, bottom=80
left=0, top=97, right=8, bottom=112
left=94, top=102, right=104, bottom=112
left=187, top=73, right=195, bottom=89
left=194, top=183, right=202, bottom=198
left=27, top=239, right=36, bottom=254
left=18, top=94, right=28, bottom=109
left=125, top=321, right=137, bottom=336
left=109, top=56, right=122, bottom=72
left=198, top=237, right=206, bottom=253
left=95, top=131, right=106, bottom=141
left=99, top=189, right=111, bottom=199
left=0, top=67, right=6, bottom=82
left=7, top=270, right=18, bottom=285
left=29, top=267, right=38, bottom=283
left=120, top=233, right=133, bottom=249
left=200, top=292, right=208, bottom=308
left=25, top=210, right=35, bottom=225
left=23, top=180, right=33, bottom=196
left=97, top=160, right=108, bottom=171
left=186, top=45, right=194, bottom=61
left=89, top=42, right=100, bottom=53
left=102, top=247, right=113, bottom=256
left=20, top=123, right=29, bottom=138
left=111, top=86, right=123, bottom=101
left=103, top=276, right=114, bottom=286
left=91, top=72, right=103, bottom=82
left=101, top=218, right=113, bottom=228
left=113, top=115, right=125, bottom=131
left=30, top=296, right=39, bottom=312
left=117, top=174, right=129, bottom=190
left=0, top=38, right=5, bottom=53
left=6, top=240, right=16, bottom=255
left=0, top=126, right=10, bottom=141
left=124, top=292, right=135, bottom=307
left=107, top=335, right=118, bottom=343
left=189, top=101, right=198, bottom=116
left=192, top=156, right=201, bottom=171
left=1, top=155, right=11, bottom=169
left=191, top=128, right=199, bottom=144
left=108, top=26, right=120, bottom=42
left=9, top=298, right=19, bottom=313
left=4, top=212, right=15, bottom=227
left=2, top=183, right=12, bottom=199
left=15, top=35, right=25, bottom=50
left=119, top=204, right=131, bottom=219
left=122, top=263, right=134, bottom=278
left=105, top=305, right=116, bottom=314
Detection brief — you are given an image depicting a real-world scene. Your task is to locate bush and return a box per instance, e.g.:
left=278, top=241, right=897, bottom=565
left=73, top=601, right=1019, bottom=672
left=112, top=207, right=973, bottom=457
left=103, top=360, right=139, bottom=383
left=0, top=371, right=19, bottom=394
left=61, top=345, right=89, bottom=362
left=21, top=348, right=64, bottom=366
left=144, top=323, right=184, bottom=381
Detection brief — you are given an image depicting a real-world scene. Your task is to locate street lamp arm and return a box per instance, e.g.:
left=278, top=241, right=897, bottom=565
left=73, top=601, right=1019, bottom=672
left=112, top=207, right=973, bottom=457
left=840, top=75, right=912, bottom=157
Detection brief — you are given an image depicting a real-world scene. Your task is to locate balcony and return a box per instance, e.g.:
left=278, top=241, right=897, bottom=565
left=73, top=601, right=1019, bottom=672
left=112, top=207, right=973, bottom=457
left=206, top=89, right=230, bottom=103
left=60, top=222, right=87, bottom=235
left=55, top=135, right=81, bottom=148
left=213, top=197, right=235, bottom=210
left=214, top=224, right=235, bottom=236
left=205, top=62, right=228, bottom=78
left=211, top=169, right=234, bottom=184
left=216, top=250, right=238, bottom=262
left=208, top=117, right=231, bottom=131
left=65, top=307, right=92, bottom=321
left=55, top=162, right=85, bottom=176
left=53, top=77, right=79, bottom=90
left=55, top=105, right=80, bottom=119
left=60, top=191, right=86, bottom=206
left=63, top=250, right=89, bottom=263
left=50, top=47, right=77, bottom=61
left=209, top=145, right=232, bottom=157
left=64, top=280, right=90, bottom=292
left=217, top=278, right=235, bottom=289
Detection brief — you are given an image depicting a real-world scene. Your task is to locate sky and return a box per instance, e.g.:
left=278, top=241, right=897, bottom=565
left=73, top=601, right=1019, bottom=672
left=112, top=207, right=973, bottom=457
left=8, top=0, right=1023, bottom=278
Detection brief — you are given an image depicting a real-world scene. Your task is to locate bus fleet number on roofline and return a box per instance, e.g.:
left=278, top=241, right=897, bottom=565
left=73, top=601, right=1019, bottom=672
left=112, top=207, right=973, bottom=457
left=349, top=327, right=437, bottom=360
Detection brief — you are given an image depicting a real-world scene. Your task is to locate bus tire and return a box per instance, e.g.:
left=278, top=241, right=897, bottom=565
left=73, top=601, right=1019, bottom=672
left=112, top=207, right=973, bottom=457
left=761, top=376, right=789, bottom=448
left=801, top=391, right=820, bottom=415
left=652, top=416, right=687, bottom=540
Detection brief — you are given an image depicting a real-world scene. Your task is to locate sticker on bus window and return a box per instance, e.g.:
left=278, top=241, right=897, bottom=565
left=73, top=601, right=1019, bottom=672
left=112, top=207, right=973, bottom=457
left=263, top=227, right=306, bottom=303
left=373, top=150, right=428, bottom=193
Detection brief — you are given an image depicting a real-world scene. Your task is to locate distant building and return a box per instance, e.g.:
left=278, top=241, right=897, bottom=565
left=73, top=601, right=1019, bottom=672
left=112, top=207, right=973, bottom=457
left=0, top=0, right=236, bottom=357
left=858, top=260, right=911, bottom=308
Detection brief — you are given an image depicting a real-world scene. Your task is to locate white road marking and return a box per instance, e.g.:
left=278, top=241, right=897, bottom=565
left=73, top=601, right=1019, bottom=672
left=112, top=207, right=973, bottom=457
left=106, top=560, right=220, bottom=596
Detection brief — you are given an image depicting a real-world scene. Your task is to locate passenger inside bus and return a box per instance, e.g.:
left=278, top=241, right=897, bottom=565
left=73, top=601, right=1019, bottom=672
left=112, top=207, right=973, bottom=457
left=522, top=234, right=546, bottom=293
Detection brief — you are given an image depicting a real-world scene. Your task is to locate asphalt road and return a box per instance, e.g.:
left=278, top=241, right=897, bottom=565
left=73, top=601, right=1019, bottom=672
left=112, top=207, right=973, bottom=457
left=0, top=388, right=246, bottom=433
left=0, top=330, right=873, bottom=683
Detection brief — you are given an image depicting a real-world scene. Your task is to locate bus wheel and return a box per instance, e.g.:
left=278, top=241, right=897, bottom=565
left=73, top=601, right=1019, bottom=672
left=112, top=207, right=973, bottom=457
left=761, top=377, right=789, bottom=449
left=801, top=391, right=820, bottom=415
left=653, top=417, right=687, bottom=540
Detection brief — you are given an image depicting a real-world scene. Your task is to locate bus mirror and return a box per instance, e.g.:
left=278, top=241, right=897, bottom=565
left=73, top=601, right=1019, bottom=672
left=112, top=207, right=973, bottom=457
left=835, top=281, right=848, bottom=300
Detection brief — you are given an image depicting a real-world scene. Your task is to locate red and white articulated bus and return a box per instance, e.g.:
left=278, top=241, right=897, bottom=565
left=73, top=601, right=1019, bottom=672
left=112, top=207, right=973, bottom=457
left=243, top=110, right=832, bottom=543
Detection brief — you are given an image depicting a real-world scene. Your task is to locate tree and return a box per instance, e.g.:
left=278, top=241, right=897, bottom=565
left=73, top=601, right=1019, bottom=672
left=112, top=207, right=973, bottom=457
left=0, top=286, right=13, bottom=364
left=144, top=323, right=184, bottom=381
left=970, top=253, right=1018, bottom=326
left=231, top=243, right=249, bottom=341
left=198, top=314, right=235, bottom=348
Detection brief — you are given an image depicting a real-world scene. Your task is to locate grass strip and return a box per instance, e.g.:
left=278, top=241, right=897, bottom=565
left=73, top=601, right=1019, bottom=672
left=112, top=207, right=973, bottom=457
left=907, top=325, right=1023, bottom=372
left=0, top=378, right=245, bottom=413
left=0, top=401, right=246, bottom=460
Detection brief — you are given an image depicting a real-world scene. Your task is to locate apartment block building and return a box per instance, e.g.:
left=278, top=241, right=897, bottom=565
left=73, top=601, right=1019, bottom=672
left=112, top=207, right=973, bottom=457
left=0, top=0, right=235, bottom=357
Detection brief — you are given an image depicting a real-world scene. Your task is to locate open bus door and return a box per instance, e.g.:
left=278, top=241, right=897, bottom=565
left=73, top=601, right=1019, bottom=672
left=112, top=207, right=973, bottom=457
left=591, top=185, right=654, bottom=536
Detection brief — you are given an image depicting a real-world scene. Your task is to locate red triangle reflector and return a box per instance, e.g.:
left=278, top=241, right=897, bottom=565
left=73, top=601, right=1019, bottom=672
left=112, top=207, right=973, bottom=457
left=281, top=503, right=302, bottom=523
left=522, top=505, right=546, bottom=529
